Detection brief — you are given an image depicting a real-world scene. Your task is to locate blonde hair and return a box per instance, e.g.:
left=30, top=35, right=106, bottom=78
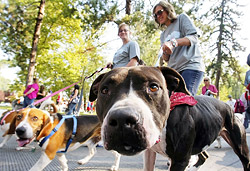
left=153, top=0, right=177, bottom=27
left=118, top=23, right=130, bottom=35
left=203, top=76, right=211, bottom=82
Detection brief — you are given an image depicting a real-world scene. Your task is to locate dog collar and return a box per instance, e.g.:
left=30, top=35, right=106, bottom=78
left=170, top=92, right=198, bottom=111
left=155, top=136, right=161, bottom=144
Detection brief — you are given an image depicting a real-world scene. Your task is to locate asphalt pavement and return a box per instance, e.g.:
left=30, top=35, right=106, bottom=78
left=0, top=109, right=249, bottom=171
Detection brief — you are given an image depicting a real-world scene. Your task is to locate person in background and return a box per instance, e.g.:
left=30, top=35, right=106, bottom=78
left=226, top=95, right=236, bottom=110
left=56, top=91, right=63, bottom=112
left=240, top=84, right=250, bottom=129
left=244, top=53, right=250, bottom=87
left=202, top=77, right=218, bottom=97
left=36, top=85, right=46, bottom=100
left=201, top=76, right=220, bottom=148
left=153, top=0, right=205, bottom=96
left=107, top=23, right=140, bottom=69
left=66, top=84, right=80, bottom=115
left=23, top=78, right=39, bottom=108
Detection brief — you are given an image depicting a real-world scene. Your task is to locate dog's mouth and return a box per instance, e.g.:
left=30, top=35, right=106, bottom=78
left=16, top=137, right=34, bottom=147
left=103, top=123, right=148, bottom=156
left=108, top=143, right=146, bottom=156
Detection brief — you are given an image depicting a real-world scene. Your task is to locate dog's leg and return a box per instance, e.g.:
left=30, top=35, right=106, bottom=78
left=57, top=153, right=68, bottom=171
left=77, top=141, right=97, bottom=165
left=110, top=151, right=121, bottom=171
left=0, top=134, right=12, bottom=148
left=16, top=145, right=36, bottom=151
left=214, top=136, right=222, bottom=148
left=186, top=151, right=209, bottom=171
left=223, top=116, right=250, bottom=171
left=144, top=149, right=157, bottom=171
left=29, top=151, right=52, bottom=171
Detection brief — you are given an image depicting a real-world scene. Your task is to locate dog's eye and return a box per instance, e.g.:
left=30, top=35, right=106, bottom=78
left=16, top=115, right=22, bottom=120
left=32, top=116, right=38, bottom=121
left=101, top=87, right=109, bottom=94
left=149, top=83, right=159, bottom=92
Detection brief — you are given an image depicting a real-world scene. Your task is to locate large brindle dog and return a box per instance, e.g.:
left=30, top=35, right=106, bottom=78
left=89, top=66, right=250, bottom=171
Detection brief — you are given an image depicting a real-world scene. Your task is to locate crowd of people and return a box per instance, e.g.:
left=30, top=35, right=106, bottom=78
left=20, top=1, right=249, bottom=129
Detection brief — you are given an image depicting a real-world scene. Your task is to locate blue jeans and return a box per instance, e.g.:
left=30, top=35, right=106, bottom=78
left=244, top=111, right=250, bottom=129
left=23, top=96, right=35, bottom=108
left=67, top=102, right=77, bottom=115
left=180, top=69, right=204, bottom=96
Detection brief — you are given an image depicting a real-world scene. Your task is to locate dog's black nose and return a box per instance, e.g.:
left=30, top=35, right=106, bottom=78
left=108, top=108, right=138, bottom=129
left=16, top=127, right=26, bottom=136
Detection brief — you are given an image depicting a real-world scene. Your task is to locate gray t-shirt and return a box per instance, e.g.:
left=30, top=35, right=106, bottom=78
left=160, top=13, right=205, bottom=72
left=113, top=41, right=140, bottom=69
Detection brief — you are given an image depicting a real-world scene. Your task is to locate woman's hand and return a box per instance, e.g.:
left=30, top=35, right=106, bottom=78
left=162, top=41, right=175, bottom=55
left=106, top=63, right=113, bottom=69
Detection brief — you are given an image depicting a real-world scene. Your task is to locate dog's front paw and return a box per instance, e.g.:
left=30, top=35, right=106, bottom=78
left=77, top=159, right=88, bottom=165
left=0, top=143, right=4, bottom=148
left=110, top=165, right=118, bottom=171
left=16, top=146, right=22, bottom=151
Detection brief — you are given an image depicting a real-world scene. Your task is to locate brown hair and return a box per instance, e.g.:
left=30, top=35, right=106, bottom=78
left=153, top=0, right=177, bottom=27
left=33, top=78, right=39, bottom=86
left=33, top=78, right=38, bottom=83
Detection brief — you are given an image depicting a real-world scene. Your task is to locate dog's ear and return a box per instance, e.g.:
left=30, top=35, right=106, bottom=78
left=36, top=114, right=53, bottom=141
left=89, top=73, right=106, bottom=102
left=159, top=66, right=191, bottom=95
left=5, top=113, right=17, bottom=135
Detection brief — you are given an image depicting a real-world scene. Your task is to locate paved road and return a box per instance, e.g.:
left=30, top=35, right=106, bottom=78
left=0, top=109, right=249, bottom=171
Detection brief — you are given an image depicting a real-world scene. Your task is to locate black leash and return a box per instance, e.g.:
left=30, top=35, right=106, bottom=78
left=75, top=65, right=108, bottom=115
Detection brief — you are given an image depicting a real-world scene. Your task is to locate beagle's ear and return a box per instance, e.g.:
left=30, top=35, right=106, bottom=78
left=89, top=73, right=107, bottom=102
left=159, top=66, right=191, bottom=95
left=36, top=114, right=53, bottom=141
left=6, top=115, right=16, bottom=135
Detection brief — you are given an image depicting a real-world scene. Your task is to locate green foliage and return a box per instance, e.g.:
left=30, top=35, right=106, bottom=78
left=0, top=0, right=118, bottom=100
left=197, top=0, right=244, bottom=94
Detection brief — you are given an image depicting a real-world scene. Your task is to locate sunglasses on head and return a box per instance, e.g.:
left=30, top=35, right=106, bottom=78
left=154, top=9, right=164, bottom=19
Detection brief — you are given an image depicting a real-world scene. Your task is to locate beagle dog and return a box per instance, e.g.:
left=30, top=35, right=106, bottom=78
left=7, top=108, right=120, bottom=171
left=0, top=101, right=57, bottom=150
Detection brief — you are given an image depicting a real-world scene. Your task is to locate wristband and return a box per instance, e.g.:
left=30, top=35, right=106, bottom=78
left=170, top=38, right=178, bottom=48
left=163, top=52, right=168, bottom=56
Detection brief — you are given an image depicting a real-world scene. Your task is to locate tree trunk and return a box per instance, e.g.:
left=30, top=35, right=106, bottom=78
left=26, top=0, right=45, bottom=86
left=215, top=0, right=225, bottom=97
left=126, top=0, right=131, bottom=15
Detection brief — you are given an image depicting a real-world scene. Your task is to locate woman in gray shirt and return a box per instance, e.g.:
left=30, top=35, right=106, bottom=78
left=108, top=23, right=140, bottom=69
left=153, top=1, right=205, bottom=96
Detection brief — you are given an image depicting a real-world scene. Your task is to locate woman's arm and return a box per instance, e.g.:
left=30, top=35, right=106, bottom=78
left=24, top=88, right=35, bottom=96
left=162, top=37, right=190, bottom=56
left=38, top=90, right=46, bottom=96
left=126, top=57, right=138, bottom=67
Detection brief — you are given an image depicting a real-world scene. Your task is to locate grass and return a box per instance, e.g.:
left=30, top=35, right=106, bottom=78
left=0, top=106, right=12, bottom=111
